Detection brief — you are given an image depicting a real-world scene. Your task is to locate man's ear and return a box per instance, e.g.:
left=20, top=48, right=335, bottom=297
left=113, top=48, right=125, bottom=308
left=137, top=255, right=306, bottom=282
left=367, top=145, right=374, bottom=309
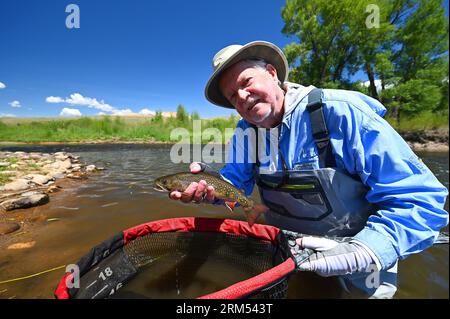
left=266, top=64, right=279, bottom=82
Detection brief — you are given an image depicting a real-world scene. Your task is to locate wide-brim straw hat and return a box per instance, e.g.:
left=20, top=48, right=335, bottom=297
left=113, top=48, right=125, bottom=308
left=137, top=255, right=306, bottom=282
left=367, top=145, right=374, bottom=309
left=204, top=41, right=289, bottom=109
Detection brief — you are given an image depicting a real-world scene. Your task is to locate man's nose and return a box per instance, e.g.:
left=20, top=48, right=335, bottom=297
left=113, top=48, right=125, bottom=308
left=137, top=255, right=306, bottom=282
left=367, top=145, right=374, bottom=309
left=236, top=89, right=249, bottom=105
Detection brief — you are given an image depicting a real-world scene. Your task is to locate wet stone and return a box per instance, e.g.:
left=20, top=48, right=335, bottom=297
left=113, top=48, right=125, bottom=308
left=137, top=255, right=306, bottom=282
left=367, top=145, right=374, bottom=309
left=0, top=193, right=49, bottom=211
left=8, top=241, right=36, bottom=250
left=3, top=179, right=31, bottom=191
left=85, top=165, right=96, bottom=172
left=23, top=174, right=53, bottom=185
left=0, top=222, right=21, bottom=235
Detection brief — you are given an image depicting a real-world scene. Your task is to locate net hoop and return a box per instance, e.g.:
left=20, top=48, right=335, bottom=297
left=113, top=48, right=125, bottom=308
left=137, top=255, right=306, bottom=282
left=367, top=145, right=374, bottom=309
left=55, top=217, right=295, bottom=299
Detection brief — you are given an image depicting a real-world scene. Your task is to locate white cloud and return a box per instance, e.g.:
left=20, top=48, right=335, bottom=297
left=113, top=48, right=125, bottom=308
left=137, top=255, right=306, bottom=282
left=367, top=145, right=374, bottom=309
left=46, top=96, right=65, bottom=103
left=66, top=93, right=114, bottom=112
left=8, top=100, right=21, bottom=108
left=60, top=108, right=82, bottom=117
left=46, top=93, right=125, bottom=114
left=111, top=108, right=133, bottom=115
left=0, top=113, right=16, bottom=117
left=46, top=93, right=157, bottom=117
left=139, top=108, right=156, bottom=116
left=0, top=82, right=5, bottom=89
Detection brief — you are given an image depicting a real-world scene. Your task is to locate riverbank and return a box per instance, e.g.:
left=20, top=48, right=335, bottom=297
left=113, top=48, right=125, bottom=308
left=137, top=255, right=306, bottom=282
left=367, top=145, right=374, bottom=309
left=0, top=151, right=102, bottom=237
left=400, top=129, right=448, bottom=152
left=0, top=177, right=85, bottom=251
left=0, top=128, right=448, bottom=151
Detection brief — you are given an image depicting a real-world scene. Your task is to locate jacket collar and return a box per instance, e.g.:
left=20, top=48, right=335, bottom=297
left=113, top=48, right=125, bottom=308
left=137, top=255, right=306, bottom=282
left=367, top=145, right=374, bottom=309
left=281, top=82, right=316, bottom=129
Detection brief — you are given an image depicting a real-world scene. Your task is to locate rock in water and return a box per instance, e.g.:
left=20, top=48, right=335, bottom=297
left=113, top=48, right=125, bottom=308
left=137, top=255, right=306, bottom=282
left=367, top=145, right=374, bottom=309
left=3, top=179, right=31, bottom=191
left=23, top=174, right=53, bottom=185
left=0, top=193, right=49, bottom=211
left=0, top=222, right=20, bottom=235
left=85, top=165, right=97, bottom=172
left=7, top=241, right=36, bottom=250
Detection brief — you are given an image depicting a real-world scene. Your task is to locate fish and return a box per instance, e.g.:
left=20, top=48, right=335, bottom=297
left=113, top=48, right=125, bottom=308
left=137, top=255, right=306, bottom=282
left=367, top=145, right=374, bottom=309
left=153, top=172, right=267, bottom=226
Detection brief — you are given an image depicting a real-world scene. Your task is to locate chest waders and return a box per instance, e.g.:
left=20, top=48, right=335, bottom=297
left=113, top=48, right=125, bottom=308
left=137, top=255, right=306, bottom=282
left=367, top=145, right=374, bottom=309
left=254, top=89, right=377, bottom=237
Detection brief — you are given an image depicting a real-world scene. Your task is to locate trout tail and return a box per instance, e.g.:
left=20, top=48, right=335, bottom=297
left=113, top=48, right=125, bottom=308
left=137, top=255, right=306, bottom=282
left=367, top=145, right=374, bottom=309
left=244, top=204, right=269, bottom=227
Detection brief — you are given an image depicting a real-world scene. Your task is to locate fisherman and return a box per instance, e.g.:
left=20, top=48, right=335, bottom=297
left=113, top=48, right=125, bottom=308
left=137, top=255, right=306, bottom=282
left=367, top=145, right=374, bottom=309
left=169, top=41, right=449, bottom=298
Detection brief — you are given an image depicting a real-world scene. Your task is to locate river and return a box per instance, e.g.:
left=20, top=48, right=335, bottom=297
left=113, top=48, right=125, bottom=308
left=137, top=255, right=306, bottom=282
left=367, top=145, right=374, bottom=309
left=0, top=144, right=448, bottom=299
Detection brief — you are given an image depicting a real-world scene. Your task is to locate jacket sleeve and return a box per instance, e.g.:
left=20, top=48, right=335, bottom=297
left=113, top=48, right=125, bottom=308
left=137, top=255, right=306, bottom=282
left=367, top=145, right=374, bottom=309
left=324, top=99, right=449, bottom=270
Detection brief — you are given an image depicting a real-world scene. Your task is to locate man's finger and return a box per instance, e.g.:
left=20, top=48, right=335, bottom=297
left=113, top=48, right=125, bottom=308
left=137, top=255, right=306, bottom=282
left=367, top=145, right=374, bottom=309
left=190, top=162, right=203, bottom=173
left=193, top=180, right=207, bottom=202
left=169, top=191, right=181, bottom=200
left=244, top=204, right=268, bottom=227
left=297, top=261, right=312, bottom=272
left=296, top=236, right=339, bottom=251
left=180, top=182, right=198, bottom=203
left=205, top=185, right=215, bottom=202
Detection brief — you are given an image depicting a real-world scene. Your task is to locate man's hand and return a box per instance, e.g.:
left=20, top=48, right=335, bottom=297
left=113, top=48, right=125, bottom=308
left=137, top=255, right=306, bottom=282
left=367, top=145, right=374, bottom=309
left=291, top=236, right=376, bottom=277
left=169, top=162, right=216, bottom=203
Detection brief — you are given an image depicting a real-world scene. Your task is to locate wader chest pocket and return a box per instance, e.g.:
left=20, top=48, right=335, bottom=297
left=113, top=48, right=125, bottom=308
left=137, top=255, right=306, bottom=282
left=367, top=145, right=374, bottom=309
left=259, top=177, right=333, bottom=221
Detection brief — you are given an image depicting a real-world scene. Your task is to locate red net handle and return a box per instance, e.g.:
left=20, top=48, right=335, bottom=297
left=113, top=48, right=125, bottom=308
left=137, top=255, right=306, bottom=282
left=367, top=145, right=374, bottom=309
left=198, top=258, right=295, bottom=299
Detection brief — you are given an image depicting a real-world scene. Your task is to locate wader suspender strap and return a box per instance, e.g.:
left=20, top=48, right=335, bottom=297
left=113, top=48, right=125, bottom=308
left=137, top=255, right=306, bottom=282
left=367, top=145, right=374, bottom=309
left=252, top=125, right=289, bottom=188
left=306, top=89, right=336, bottom=168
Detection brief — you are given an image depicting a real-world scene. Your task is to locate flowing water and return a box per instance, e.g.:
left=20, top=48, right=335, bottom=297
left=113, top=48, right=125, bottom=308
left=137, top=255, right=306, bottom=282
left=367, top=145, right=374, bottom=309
left=0, top=144, right=448, bottom=299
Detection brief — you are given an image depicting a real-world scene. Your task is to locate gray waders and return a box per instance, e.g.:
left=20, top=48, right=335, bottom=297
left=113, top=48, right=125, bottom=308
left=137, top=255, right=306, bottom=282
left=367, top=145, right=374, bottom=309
left=253, top=88, right=397, bottom=298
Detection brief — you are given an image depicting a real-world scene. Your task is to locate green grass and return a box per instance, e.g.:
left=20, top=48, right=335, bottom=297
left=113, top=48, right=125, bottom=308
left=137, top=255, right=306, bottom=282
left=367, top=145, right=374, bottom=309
left=6, top=157, right=18, bottom=165
left=0, top=159, right=15, bottom=185
left=0, top=116, right=240, bottom=143
left=0, top=112, right=447, bottom=144
left=385, top=111, right=449, bottom=131
left=25, top=161, right=41, bottom=171
left=0, top=156, right=43, bottom=185
left=0, top=173, right=14, bottom=185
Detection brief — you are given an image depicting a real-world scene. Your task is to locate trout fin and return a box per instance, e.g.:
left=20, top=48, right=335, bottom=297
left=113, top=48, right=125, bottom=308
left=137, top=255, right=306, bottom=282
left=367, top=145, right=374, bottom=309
left=244, top=204, right=269, bottom=227
left=224, top=201, right=237, bottom=212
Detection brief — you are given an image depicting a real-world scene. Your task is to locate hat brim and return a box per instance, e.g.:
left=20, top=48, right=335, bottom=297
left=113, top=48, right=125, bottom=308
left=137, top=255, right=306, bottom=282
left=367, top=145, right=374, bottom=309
left=205, top=41, right=289, bottom=109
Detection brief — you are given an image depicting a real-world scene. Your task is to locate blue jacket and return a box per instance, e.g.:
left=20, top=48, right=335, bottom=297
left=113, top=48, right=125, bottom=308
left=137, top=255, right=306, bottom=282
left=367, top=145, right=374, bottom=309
left=219, top=82, right=449, bottom=270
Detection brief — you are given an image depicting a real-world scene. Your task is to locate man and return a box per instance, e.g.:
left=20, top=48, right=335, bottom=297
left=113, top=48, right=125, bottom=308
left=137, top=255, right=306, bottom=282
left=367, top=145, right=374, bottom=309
left=169, top=41, right=448, bottom=298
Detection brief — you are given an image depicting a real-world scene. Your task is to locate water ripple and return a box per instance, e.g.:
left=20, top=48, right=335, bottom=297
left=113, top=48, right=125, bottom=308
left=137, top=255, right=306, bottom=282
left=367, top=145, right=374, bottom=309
left=55, top=206, right=80, bottom=211
left=77, top=194, right=103, bottom=198
left=101, top=202, right=119, bottom=208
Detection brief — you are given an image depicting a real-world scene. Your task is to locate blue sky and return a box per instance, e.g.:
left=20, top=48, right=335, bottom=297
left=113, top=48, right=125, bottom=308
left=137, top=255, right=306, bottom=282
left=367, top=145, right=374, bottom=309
left=0, top=0, right=448, bottom=118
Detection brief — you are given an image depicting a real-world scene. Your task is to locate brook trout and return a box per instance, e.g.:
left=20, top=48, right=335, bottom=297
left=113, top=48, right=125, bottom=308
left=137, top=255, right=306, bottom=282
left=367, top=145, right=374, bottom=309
left=153, top=172, right=267, bottom=226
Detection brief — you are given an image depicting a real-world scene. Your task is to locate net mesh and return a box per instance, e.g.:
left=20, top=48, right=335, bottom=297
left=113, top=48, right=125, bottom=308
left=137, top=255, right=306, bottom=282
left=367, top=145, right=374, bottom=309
left=117, top=231, right=289, bottom=299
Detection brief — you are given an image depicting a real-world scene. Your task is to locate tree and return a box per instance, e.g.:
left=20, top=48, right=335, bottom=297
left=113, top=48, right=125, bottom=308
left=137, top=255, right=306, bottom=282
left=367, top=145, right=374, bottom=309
left=191, top=111, right=200, bottom=120
left=176, top=104, right=188, bottom=124
left=151, top=111, right=163, bottom=124
left=384, top=56, right=449, bottom=121
left=393, top=0, right=448, bottom=82
left=282, top=0, right=398, bottom=93
left=281, top=0, right=449, bottom=119
left=282, top=0, right=362, bottom=86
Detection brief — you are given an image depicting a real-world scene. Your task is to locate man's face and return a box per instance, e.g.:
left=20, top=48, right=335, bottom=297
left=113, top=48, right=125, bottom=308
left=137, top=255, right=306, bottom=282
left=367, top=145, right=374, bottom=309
left=219, top=61, right=284, bottom=128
